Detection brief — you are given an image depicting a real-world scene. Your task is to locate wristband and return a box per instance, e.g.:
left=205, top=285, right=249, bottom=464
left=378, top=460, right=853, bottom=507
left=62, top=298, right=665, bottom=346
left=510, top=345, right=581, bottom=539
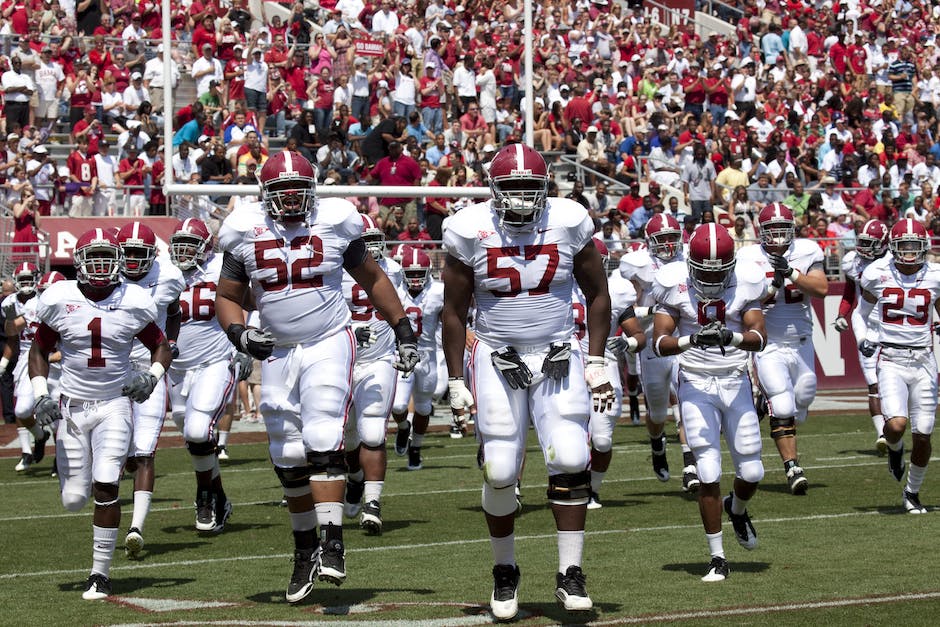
left=392, top=317, right=417, bottom=344
left=790, top=268, right=801, bottom=282
left=625, top=336, right=639, bottom=352
left=31, top=376, right=49, bottom=398
left=677, top=335, right=691, bottom=351
left=226, top=323, right=247, bottom=348
left=634, top=306, right=652, bottom=318
left=0, top=357, right=8, bottom=372
left=149, top=362, right=166, bottom=380
left=586, top=356, right=606, bottom=367
left=730, top=332, right=744, bottom=347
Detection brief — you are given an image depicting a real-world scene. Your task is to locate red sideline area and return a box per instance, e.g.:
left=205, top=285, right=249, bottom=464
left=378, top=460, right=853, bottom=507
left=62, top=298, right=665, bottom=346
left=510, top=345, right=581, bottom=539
left=43, top=217, right=180, bottom=265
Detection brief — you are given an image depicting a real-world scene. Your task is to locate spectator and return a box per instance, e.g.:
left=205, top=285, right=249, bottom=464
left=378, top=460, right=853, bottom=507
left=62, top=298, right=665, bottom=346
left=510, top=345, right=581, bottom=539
left=397, top=217, right=434, bottom=248
left=424, top=166, right=452, bottom=240
left=681, top=143, right=717, bottom=221
left=1, top=57, right=35, bottom=132
left=316, top=132, right=358, bottom=182
left=192, top=43, right=224, bottom=99
left=118, top=145, right=147, bottom=217
left=123, top=73, right=149, bottom=122
left=25, top=145, right=54, bottom=216
left=66, top=136, right=97, bottom=216
left=368, top=139, right=422, bottom=226
left=577, top=126, right=612, bottom=186
left=361, top=115, right=408, bottom=167
left=93, top=139, right=119, bottom=217
left=34, top=47, right=64, bottom=129
left=11, top=186, right=40, bottom=258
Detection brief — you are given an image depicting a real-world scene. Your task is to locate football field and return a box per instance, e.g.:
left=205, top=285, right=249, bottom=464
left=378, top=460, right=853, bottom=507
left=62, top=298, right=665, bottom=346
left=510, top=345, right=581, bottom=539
left=3, top=411, right=940, bottom=626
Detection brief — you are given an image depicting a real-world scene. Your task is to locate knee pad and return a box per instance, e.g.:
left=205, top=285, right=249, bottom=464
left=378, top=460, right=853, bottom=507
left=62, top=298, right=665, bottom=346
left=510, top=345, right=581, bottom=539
left=275, top=465, right=312, bottom=489
left=62, top=491, right=88, bottom=512
left=92, top=481, right=119, bottom=506
left=547, top=470, right=591, bottom=504
left=482, top=483, right=518, bottom=517
left=766, top=391, right=796, bottom=421
left=793, top=376, right=817, bottom=423
left=770, top=415, right=796, bottom=440
left=307, top=450, right=347, bottom=476
left=695, top=447, right=722, bottom=484
left=546, top=423, right=591, bottom=475
left=358, top=416, right=388, bottom=448
left=481, top=441, right=523, bottom=489
left=591, top=432, right=613, bottom=454
left=737, top=458, right=764, bottom=484
left=186, top=439, right=217, bottom=457
left=414, top=398, right=433, bottom=416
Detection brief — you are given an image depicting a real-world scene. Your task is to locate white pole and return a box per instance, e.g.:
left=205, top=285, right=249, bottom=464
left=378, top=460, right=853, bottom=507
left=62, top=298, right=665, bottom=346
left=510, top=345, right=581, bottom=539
left=523, top=0, right=534, bottom=147
left=162, top=0, right=173, bottom=199
left=165, top=184, right=494, bottom=198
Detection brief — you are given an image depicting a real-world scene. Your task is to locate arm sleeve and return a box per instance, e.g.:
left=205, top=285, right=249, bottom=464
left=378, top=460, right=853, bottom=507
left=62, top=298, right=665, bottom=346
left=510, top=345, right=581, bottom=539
left=135, top=321, right=167, bottom=351
left=221, top=251, right=250, bottom=282
left=838, top=276, right=858, bottom=318
left=342, top=237, right=368, bottom=270
left=34, top=322, right=60, bottom=352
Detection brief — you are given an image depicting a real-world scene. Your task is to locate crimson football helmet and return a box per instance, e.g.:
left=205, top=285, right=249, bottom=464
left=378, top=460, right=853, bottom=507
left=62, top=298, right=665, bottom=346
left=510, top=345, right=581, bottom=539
left=117, top=221, right=157, bottom=278
left=401, top=247, right=432, bottom=291
left=687, top=223, right=736, bottom=298
left=757, top=202, right=794, bottom=252
left=645, top=213, right=682, bottom=261
left=627, top=240, right=648, bottom=252
left=488, top=143, right=549, bottom=231
left=855, top=219, right=889, bottom=261
left=170, top=218, right=212, bottom=271
left=258, top=150, right=317, bottom=222
left=889, top=218, right=929, bottom=266
left=593, top=237, right=609, bottom=269
left=74, top=228, right=122, bottom=287
left=390, top=243, right=410, bottom=264
left=362, top=214, right=385, bottom=260
left=13, top=262, right=40, bottom=295
left=37, top=271, right=66, bottom=293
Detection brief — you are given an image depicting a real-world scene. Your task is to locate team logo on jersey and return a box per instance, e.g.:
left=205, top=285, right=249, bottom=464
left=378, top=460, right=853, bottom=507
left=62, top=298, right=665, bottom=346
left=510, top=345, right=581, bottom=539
left=66, top=304, right=82, bottom=313
left=477, top=230, right=495, bottom=240
left=252, top=226, right=269, bottom=237
left=678, top=282, right=688, bottom=293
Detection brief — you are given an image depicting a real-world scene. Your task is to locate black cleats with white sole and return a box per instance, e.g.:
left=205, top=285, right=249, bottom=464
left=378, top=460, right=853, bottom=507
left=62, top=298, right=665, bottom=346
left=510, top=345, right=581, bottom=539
left=491, top=564, right=520, bottom=621
left=723, top=494, right=758, bottom=550
left=286, top=547, right=319, bottom=603
left=701, top=556, right=729, bottom=582
left=555, top=565, right=592, bottom=611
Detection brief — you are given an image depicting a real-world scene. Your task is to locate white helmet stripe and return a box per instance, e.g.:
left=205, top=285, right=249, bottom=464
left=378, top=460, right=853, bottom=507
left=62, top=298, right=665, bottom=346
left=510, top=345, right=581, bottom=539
left=284, top=151, right=295, bottom=175
left=907, top=218, right=914, bottom=236
left=94, top=227, right=104, bottom=241
left=514, top=142, right=524, bottom=165
left=709, top=223, right=717, bottom=259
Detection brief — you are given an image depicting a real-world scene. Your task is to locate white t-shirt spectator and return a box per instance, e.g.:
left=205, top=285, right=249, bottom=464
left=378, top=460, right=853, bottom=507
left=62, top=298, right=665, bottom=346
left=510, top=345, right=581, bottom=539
left=34, top=59, right=64, bottom=102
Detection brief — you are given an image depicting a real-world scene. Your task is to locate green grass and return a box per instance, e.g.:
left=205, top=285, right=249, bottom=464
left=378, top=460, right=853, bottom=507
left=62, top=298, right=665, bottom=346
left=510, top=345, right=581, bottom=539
left=3, top=412, right=940, bottom=625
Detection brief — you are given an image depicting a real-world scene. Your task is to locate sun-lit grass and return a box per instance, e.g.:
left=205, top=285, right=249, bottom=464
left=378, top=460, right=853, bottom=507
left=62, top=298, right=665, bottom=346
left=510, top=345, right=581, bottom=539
left=3, top=412, right=939, bottom=625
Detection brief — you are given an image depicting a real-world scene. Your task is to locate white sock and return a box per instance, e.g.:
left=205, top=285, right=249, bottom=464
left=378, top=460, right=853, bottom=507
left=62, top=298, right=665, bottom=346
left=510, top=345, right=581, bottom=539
left=681, top=443, right=691, bottom=454
left=706, top=531, right=724, bottom=558
left=314, top=501, right=343, bottom=528
left=672, top=405, right=681, bottom=423
left=731, top=492, right=748, bottom=515
left=28, top=423, right=44, bottom=439
left=217, top=431, right=229, bottom=447
left=92, top=525, right=118, bottom=577
left=363, top=480, right=383, bottom=503
left=17, top=427, right=31, bottom=454
left=490, top=534, right=515, bottom=566
left=906, top=463, right=927, bottom=494
left=590, top=470, right=605, bottom=493
left=872, top=414, right=885, bottom=436
left=130, top=491, right=153, bottom=531
left=411, top=432, right=425, bottom=448
left=887, top=439, right=903, bottom=452
left=557, top=529, right=584, bottom=573
left=289, top=509, right=317, bottom=532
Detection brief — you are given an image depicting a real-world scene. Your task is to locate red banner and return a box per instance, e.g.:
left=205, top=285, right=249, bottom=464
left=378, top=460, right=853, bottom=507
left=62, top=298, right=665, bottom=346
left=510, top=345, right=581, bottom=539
left=43, top=217, right=180, bottom=265
left=354, top=37, right=386, bottom=57
left=811, top=283, right=866, bottom=390
left=645, top=0, right=695, bottom=27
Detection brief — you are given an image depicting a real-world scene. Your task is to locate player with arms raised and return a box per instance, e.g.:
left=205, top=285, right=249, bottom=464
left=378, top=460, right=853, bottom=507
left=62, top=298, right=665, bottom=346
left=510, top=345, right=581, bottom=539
left=737, top=203, right=828, bottom=494
left=215, top=150, right=417, bottom=604
left=859, top=219, right=940, bottom=514
left=442, top=144, right=612, bottom=620
left=834, top=220, right=890, bottom=453
left=652, top=223, right=767, bottom=582
left=29, top=228, right=172, bottom=600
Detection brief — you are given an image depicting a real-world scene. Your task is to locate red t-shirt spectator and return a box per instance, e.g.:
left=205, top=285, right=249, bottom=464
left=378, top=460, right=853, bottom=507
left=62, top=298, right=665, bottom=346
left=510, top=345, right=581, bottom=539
left=67, top=149, right=97, bottom=196
left=119, top=157, right=145, bottom=193
left=397, top=226, right=434, bottom=248
left=369, top=154, right=422, bottom=205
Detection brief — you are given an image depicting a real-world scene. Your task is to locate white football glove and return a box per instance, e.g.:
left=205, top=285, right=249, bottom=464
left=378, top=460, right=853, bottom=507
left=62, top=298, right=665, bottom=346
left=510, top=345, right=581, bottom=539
left=585, top=356, right=614, bottom=413
left=230, top=351, right=254, bottom=381
left=448, top=377, right=475, bottom=416
left=833, top=316, right=849, bottom=332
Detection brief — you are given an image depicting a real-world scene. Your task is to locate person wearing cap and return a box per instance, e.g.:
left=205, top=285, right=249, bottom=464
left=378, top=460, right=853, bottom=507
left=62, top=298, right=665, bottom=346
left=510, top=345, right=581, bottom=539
left=418, top=58, right=446, bottom=135
left=371, top=0, right=399, bottom=36
left=242, top=36, right=270, bottom=138
left=576, top=125, right=612, bottom=186
left=367, top=138, right=422, bottom=224
left=192, top=41, right=224, bottom=98
left=90, top=137, right=118, bottom=216
left=452, top=54, right=478, bottom=116
left=122, top=71, right=150, bottom=122
left=349, top=56, right=371, bottom=123
left=731, top=59, right=757, bottom=122
left=142, top=43, right=180, bottom=115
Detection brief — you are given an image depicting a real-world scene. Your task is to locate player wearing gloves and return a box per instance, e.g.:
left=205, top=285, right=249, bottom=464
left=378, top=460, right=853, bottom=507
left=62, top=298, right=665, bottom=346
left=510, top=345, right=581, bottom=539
left=441, top=144, right=611, bottom=620
left=652, top=223, right=768, bottom=583
left=215, top=150, right=415, bottom=604
left=29, top=228, right=172, bottom=600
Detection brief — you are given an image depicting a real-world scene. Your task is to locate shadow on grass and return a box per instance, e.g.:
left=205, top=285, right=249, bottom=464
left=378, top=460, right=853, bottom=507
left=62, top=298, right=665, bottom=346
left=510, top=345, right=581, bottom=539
left=159, top=521, right=279, bottom=536
left=852, top=504, right=908, bottom=515
left=58, top=575, right=196, bottom=595
left=214, top=457, right=268, bottom=467
left=662, top=561, right=770, bottom=576
left=247, top=586, right=435, bottom=607
left=757, top=482, right=827, bottom=495
left=835, top=448, right=884, bottom=458
left=125, top=540, right=211, bottom=559
left=500, top=602, right=620, bottom=624
left=395, top=464, right=467, bottom=472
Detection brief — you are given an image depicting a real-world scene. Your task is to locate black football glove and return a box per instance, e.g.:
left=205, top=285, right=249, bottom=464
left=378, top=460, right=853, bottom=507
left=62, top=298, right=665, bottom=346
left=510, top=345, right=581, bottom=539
left=859, top=339, right=878, bottom=358
left=541, top=342, right=571, bottom=381
left=227, top=324, right=276, bottom=360
left=690, top=321, right=725, bottom=348
left=392, top=317, right=419, bottom=374
left=491, top=346, right=532, bottom=390
left=354, top=324, right=376, bottom=349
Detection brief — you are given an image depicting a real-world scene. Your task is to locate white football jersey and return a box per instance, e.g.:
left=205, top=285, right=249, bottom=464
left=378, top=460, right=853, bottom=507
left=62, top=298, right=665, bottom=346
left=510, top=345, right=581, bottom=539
left=736, top=239, right=824, bottom=342
left=652, top=261, right=766, bottom=375
left=36, top=281, right=158, bottom=400
left=172, top=252, right=233, bottom=372
left=1, top=293, right=39, bottom=355
left=126, top=255, right=186, bottom=363
left=219, top=198, right=363, bottom=346
left=861, top=255, right=940, bottom=347
left=443, top=198, right=594, bottom=347
left=402, top=280, right=445, bottom=353
left=619, top=247, right=684, bottom=334
left=572, top=273, right=637, bottom=356
left=841, top=250, right=881, bottom=338
left=341, top=256, right=403, bottom=362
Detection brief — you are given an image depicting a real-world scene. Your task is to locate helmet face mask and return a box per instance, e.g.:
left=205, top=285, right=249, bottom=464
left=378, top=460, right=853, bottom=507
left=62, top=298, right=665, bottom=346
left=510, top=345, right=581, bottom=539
left=401, top=248, right=431, bottom=291
left=889, top=219, right=928, bottom=268
left=856, top=219, right=888, bottom=261
left=646, top=213, right=682, bottom=261
left=13, top=263, right=39, bottom=296
left=689, top=257, right=736, bottom=298
left=361, top=215, right=385, bottom=260
left=687, top=223, right=736, bottom=299
left=170, top=218, right=211, bottom=270
left=75, top=244, right=122, bottom=287
left=488, top=144, right=550, bottom=232
left=404, top=267, right=430, bottom=290
left=259, top=151, right=318, bottom=223
left=757, top=203, right=794, bottom=254
left=117, top=222, right=157, bottom=278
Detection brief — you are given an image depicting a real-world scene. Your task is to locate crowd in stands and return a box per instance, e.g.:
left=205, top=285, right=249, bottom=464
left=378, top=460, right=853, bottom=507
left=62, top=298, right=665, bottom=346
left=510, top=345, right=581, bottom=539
left=4, top=0, right=940, bottom=264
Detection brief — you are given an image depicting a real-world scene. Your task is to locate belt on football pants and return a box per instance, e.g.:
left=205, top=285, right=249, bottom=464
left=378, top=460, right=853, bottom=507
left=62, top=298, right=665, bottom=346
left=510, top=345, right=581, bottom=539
left=881, top=342, right=929, bottom=351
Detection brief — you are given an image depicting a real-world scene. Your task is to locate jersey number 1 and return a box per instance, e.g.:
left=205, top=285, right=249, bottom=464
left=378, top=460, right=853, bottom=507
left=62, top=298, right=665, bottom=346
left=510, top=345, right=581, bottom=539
left=88, top=317, right=106, bottom=367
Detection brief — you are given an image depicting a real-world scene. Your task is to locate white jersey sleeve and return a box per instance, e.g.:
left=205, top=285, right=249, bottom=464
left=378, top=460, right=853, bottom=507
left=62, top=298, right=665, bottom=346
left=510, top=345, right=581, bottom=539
left=862, top=257, right=940, bottom=347
left=220, top=198, right=363, bottom=346
left=37, top=281, right=158, bottom=401
left=618, top=249, right=656, bottom=296
left=443, top=198, right=593, bottom=347
left=129, top=256, right=187, bottom=362
left=172, top=253, right=234, bottom=372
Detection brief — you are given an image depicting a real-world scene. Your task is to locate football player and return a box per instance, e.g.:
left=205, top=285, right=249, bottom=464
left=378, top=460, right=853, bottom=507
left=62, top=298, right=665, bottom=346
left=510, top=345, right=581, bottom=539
left=391, top=247, right=444, bottom=472
left=573, top=238, right=646, bottom=509
left=29, top=228, right=172, bottom=600
left=858, top=219, right=940, bottom=514
left=1, top=262, right=51, bottom=472
left=737, top=203, right=828, bottom=495
left=442, top=144, right=612, bottom=620
left=117, top=221, right=187, bottom=558
left=620, top=213, right=700, bottom=491
left=35, top=271, right=66, bottom=477
left=340, top=215, right=404, bottom=535
left=215, top=150, right=417, bottom=604
left=652, top=223, right=768, bottom=582
left=834, top=220, right=890, bottom=453
left=168, top=218, right=246, bottom=534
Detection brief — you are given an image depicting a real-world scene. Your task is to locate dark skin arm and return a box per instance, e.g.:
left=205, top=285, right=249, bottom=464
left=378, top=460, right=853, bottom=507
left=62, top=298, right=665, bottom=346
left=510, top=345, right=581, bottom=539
left=216, top=277, right=255, bottom=332
left=654, top=308, right=766, bottom=356
left=572, top=241, right=611, bottom=358
left=347, top=254, right=408, bottom=324
left=164, top=299, right=181, bottom=342
left=441, top=253, right=473, bottom=379
left=618, top=314, right=647, bottom=352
